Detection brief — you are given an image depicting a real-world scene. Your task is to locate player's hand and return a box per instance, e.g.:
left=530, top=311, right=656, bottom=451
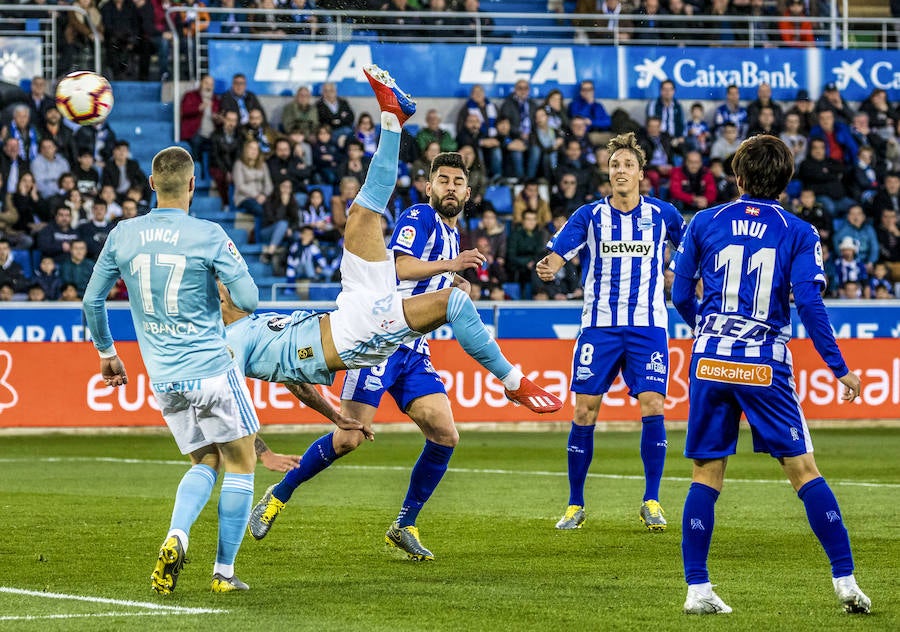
left=838, top=371, right=861, bottom=401
left=259, top=449, right=301, bottom=472
left=451, top=248, right=486, bottom=272
left=333, top=413, right=375, bottom=442
left=100, top=356, right=128, bottom=387
left=536, top=255, right=558, bottom=282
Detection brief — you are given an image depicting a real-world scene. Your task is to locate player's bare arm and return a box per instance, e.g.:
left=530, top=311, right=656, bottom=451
left=284, top=382, right=374, bottom=441
left=536, top=252, right=565, bottom=282
left=254, top=436, right=302, bottom=472
left=394, top=249, right=485, bottom=281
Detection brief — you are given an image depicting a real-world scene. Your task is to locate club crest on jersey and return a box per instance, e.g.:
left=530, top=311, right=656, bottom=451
left=637, top=216, right=654, bottom=231
left=363, top=375, right=384, bottom=391
left=267, top=316, right=291, bottom=331
left=575, top=366, right=595, bottom=381
left=396, top=226, right=416, bottom=248
left=745, top=206, right=761, bottom=216
left=645, top=351, right=666, bottom=374
left=226, top=240, right=243, bottom=262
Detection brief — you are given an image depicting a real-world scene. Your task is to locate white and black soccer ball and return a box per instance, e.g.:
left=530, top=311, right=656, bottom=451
left=55, top=71, right=114, bottom=126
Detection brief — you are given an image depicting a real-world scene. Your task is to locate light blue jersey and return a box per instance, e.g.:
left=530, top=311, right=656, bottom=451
left=83, top=208, right=258, bottom=383
left=225, top=311, right=335, bottom=385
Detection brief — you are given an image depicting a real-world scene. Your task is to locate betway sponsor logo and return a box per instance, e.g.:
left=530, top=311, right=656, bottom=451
left=672, top=59, right=798, bottom=89
left=599, top=241, right=653, bottom=257
left=695, top=358, right=772, bottom=387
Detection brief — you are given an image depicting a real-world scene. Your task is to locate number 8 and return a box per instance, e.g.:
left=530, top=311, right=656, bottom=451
left=579, top=343, right=594, bottom=365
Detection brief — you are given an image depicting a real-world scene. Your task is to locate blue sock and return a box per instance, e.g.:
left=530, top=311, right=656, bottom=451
left=682, top=482, right=719, bottom=585
left=566, top=423, right=594, bottom=506
left=169, top=464, right=217, bottom=542
left=798, top=477, right=854, bottom=578
left=273, top=433, right=339, bottom=503
left=447, top=287, right=514, bottom=381
left=354, top=127, right=400, bottom=214
left=397, top=440, right=454, bottom=528
left=640, top=415, right=667, bottom=502
left=216, top=472, right=254, bottom=566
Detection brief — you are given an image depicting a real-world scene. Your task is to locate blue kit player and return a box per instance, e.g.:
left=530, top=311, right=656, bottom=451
left=537, top=132, right=685, bottom=532
left=226, top=66, right=560, bottom=560
left=671, top=134, right=870, bottom=615
left=82, top=146, right=262, bottom=594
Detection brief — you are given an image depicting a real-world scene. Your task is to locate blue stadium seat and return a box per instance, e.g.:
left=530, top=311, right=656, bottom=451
left=12, top=249, right=33, bottom=278
left=484, top=185, right=513, bottom=215
left=502, top=283, right=521, bottom=300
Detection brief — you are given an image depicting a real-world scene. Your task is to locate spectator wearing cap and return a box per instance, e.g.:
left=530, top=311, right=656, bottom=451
left=835, top=236, right=868, bottom=298
left=809, top=109, right=858, bottom=168
left=779, top=0, right=815, bottom=47
left=834, top=204, right=879, bottom=272
left=787, top=89, right=816, bottom=135
left=816, top=82, right=856, bottom=126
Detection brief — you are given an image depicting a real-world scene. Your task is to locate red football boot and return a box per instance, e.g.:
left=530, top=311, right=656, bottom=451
left=362, top=64, right=417, bottom=126
left=505, top=377, right=563, bottom=414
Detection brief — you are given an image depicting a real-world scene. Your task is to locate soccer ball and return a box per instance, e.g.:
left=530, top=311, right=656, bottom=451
left=55, top=71, right=114, bottom=126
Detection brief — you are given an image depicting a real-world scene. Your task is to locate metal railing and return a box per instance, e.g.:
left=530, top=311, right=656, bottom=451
left=0, top=4, right=102, bottom=79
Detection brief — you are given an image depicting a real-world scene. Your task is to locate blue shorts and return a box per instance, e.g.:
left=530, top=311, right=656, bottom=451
left=571, top=326, right=669, bottom=398
left=340, top=346, right=446, bottom=412
left=684, top=353, right=813, bottom=460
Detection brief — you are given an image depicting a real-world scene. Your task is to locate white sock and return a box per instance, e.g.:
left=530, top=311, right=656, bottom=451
left=688, top=581, right=713, bottom=595
left=833, top=574, right=855, bottom=587
left=166, top=528, right=188, bottom=553
left=501, top=367, right=524, bottom=391
left=381, top=111, right=400, bottom=132
left=214, top=562, right=235, bottom=578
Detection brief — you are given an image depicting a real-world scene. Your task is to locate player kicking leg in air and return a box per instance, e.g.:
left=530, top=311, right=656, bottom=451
left=672, top=134, right=870, bottom=615
left=537, top=133, right=685, bottom=532
left=220, top=66, right=560, bottom=555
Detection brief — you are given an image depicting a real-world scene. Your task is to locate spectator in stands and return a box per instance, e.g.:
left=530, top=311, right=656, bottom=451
left=250, top=0, right=288, bottom=35
left=638, top=116, right=676, bottom=192
left=316, top=82, right=355, bottom=147
left=568, top=80, right=612, bottom=147
left=267, top=137, right=311, bottom=192
left=458, top=84, right=499, bottom=141
left=798, top=138, right=854, bottom=218
left=7, top=171, right=46, bottom=239
left=743, top=0, right=777, bottom=45
left=532, top=107, right=564, bottom=179
left=1, top=105, right=40, bottom=166
left=378, top=0, right=421, bottom=37
left=181, top=74, right=220, bottom=165
left=36, top=206, right=77, bottom=261
left=747, top=105, right=780, bottom=137
left=541, top=89, right=569, bottom=136
left=835, top=205, right=879, bottom=273
left=209, top=110, right=242, bottom=209
left=876, top=208, right=900, bottom=268
left=27, top=284, right=46, bottom=302
left=354, top=113, right=378, bottom=157
left=233, top=139, right=274, bottom=241
left=416, top=109, right=457, bottom=154
left=75, top=119, right=117, bottom=168
left=458, top=144, right=487, bottom=213
left=566, top=116, right=597, bottom=165
left=534, top=255, right=581, bottom=301
left=27, top=76, right=55, bottom=130
left=102, top=140, right=150, bottom=203
left=0, top=238, right=27, bottom=293
left=132, top=0, right=160, bottom=81
left=0, top=174, right=24, bottom=247
left=62, top=188, right=88, bottom=227
left=337, top=139, right=370, bottom=184
left=850, top=112, right=889, bottom=175
left=0, top=282, right=13, bottom=301
left=31, top=139, right=71, bottom=200
left=42, top=107, right=77, bottom=168
left=300, top=187, right=338, bottom=245
left=211, top=0, right=246, bottom=36
left=220, top=73, right=264, bottom=127
left=507, top=208, right=549, bottom=299
left=457, top=112, right=502, bottom=179
left=795, top=188, right=833, bottom=245
left=411, top=141, right=441, bottom=184
left=100, top=0, right=141, bottom=79
left=848, top=146, right=880, bottom=206
left=701, top=0, right=741, bottom=44
left=869, top=262, right=894, bottom=299
left=816, top=82, right=855, bottom=126
left=709, top=121, right=742, bottom=162
left=871, top=172, right=900, bottom=217
left=646, top=80, right=685, bottom=146
left=114, top=198, right=139, bottom=226
left=100, top=185, right=125, bottom=221
left=835, top=236, right=868, bottom=298
left=472, top=206, right=507, bottom=265
left=714, top=85, right=748, bottom=139
left=310, top=124, right=342, bottom=186
left=461, top=235, right=507, bottom=291
left=556, top=138, right=592, bottom=196
left=260, top=179, right=300, bottom=264
left=77, top=200, right=111, bottom=258
left=684, top=103, right=710, bottom=156
left=787, top=90, right=816, bottom=136
left=809, top=108, right=858, bottom=168
left=285, top=224, right=330, bottom=284
left=512, top=179, right=551, bottom=227
left=778, top=0, right=814, bottom=47
left=780, top=111, right=808, bottom=168
left=242, top=108, right=279, bottom=158
left=62, top=0, right=104, bottom=72
left=329, top=176, right=360, bottom=234
left=663, top=0, right=695, bottom=44
left=633, top=0, right=668, bottom=42
left=669, top=150, right=716, bottom=215
left=0, top=139, right=25, bottom=195
left=500, top=79, right=539, bottom=173
left=709, top=157, right=737, bottom=204
left=422, top=0, right=456, bottom=29
left=59, top=239, right=93, bottom=296
left=550, top=173, right=583, bottom=217
left=281, top=86, right=319, bottom=140
left=858, top=88, right=899, bottom=136
left=457, top=0, right=493, bottom=37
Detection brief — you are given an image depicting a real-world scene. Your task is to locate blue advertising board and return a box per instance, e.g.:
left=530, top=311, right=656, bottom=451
left=208, top=41, right=900, bottom=102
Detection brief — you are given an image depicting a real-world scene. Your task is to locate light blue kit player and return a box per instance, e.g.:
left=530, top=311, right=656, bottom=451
left=671, top=135, right=870, bottom=615
left=537, top=132, right=684, bottom=533
left=83, top=146, right=262, bottom=595
left=222, top=66, right=561, bottom=563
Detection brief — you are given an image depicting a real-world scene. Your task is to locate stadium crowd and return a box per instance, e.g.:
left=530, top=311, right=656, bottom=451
left=2, top=66, right=900, bottom=302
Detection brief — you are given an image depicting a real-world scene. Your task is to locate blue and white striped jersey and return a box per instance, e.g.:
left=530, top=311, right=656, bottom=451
left=388, top=203, right=460, bottom=355
left=549, top=195, right=684, bottom=330
left=671, top=195, right=826, bottom=362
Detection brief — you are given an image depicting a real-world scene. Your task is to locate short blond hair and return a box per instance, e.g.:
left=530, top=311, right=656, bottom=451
left=607, top=132, right=647, bottom=170
left=151, top=146, right=194, bottom=198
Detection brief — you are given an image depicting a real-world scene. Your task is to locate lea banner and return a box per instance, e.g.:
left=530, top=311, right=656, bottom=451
left=1, top=340, right=898, bottom=427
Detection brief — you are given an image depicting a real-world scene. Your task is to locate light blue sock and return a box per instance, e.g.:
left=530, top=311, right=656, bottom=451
left=354, top=126, right=400, bottom=214
left=216, top=472, right=254, bottom=566
left=447, top=287, right=515, bottom=382
left=169, top=464, right=217, bottom=547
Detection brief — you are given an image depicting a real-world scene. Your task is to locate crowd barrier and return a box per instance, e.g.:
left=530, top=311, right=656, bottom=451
left=1, top=338, right=897, bottom=428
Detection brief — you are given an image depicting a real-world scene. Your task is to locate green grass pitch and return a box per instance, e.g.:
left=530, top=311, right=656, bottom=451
left=0, top=428, right=897, bottom=631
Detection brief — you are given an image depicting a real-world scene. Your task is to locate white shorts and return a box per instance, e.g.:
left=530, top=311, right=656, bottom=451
left=153, top=365, right=260, bottom=455
left=328, top=250, right=421, bottom=369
